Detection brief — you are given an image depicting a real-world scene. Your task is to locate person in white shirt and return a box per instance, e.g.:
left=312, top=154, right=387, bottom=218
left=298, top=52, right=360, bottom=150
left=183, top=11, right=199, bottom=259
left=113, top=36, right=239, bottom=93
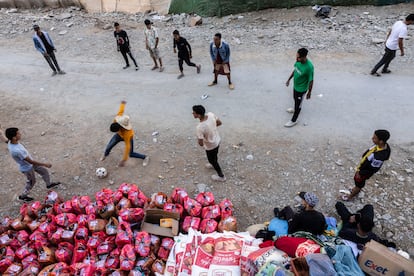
left=371, top=14, right=414, bottom=76
left=5, top=127, right=60, bottom=202
left=144, top=19, right=163, bottom=72
left=192, top=105, right=226, bottom=182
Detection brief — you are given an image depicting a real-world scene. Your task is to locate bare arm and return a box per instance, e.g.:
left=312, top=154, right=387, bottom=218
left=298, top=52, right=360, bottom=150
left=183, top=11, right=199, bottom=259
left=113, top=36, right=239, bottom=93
left=398, top=38, right=404, bottom=56
left=155, top=37, right=159, bottom=49
left=216, top=119, right=222, bottom=127
left=286, top=71, right=294, bottom=86
left=24, top=156, right=51, bottom=168
left=198, top=139, right=204, bottom=147
left=306, top=80, right=314, bottom=99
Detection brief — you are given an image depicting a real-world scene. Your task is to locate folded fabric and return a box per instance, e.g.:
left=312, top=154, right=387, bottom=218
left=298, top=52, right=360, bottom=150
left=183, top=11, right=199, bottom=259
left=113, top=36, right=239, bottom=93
left=268, top=218, right=288, bottom=237
left=305, top=253, right=337, bottom=276
left=275, top=236, right=308, bottom=257
left=331, top=245, right=364, bottom=276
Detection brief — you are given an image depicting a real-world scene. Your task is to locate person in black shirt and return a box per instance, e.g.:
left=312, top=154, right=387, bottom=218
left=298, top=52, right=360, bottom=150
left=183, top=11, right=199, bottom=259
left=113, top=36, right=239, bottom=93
left=343, top=129, right=391, bottom=201
left=288, top=192, right=326, bottom=235
left=114, top=22, right=138, bottom=70
left=173, top=30, right=201, bottom=79
left=335, top=202, right=396, bottom=249
left=32, top=25, right=65, bottom=76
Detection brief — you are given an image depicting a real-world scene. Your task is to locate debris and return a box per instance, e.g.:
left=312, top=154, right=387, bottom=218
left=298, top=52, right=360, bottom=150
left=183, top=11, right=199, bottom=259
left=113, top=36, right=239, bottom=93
left=188, top=15, right=202, bottom=27
left=58, top=30, right=68, bottom=35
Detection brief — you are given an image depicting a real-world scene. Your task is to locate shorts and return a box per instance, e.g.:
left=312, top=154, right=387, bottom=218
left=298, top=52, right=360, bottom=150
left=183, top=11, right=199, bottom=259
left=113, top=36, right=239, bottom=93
left=214, top=63, right=231, bottom=75
left=148, top=48, right=160, bottom=59
left=354, top=171, right=372, bottom=188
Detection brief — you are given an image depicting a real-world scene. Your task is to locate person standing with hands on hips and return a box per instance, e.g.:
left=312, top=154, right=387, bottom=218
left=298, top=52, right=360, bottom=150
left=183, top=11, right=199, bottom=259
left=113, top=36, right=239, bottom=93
left=32, top=24, right=65, bottom=76
left=285, top=48, right=314, bottom=128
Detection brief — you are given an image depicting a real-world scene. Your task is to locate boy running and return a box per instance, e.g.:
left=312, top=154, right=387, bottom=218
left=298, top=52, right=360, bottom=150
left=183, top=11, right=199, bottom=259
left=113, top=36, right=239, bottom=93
left=173, top=30, right=201, bottom=79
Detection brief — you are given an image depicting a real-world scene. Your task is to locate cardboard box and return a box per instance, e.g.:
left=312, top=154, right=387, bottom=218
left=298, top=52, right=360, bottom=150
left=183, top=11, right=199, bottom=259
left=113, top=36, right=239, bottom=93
left=141, top=209, right=180, bottom=237
left=358, top=240, right=414, bottom=276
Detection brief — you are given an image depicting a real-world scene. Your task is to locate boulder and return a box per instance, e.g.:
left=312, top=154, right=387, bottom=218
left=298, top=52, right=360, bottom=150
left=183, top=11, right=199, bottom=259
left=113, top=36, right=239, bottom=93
left=188, top=15, right=202, bottom=27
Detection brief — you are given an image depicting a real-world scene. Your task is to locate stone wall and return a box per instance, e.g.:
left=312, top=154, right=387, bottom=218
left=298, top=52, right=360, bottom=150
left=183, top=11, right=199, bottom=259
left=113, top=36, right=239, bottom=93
left=0, top=0, right=82, bottom=9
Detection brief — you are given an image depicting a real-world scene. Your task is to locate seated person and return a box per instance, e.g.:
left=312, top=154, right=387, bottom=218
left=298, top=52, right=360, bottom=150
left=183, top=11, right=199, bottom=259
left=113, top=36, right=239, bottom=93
left=287, top=192, right=327, bottom=235
left=335, top=201, right=396, bottom=249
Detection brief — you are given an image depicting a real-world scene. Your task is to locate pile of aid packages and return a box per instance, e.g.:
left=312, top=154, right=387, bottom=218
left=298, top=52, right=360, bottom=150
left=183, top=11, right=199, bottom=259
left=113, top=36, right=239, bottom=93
left=0, top=183, right=248, bottom=275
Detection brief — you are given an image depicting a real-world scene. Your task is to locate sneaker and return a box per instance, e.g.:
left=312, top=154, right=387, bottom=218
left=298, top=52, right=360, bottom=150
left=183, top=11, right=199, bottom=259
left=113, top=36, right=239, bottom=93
left=58, top=70, right=66, bottom=75
left=135, top=66, right=139, bottom=71
left=284, top=120, right=297, bottom=128
left=382, top=69, right=391, bottom=74
left=177, top=73, right=184, bottom=79
left=123, top=65, right=130, bottom=69
left=197, top=65, right=201, bottom=74
left=205, top=163, right=214, bottom=169
left=286, top=108, right=294, bottom=113
left=151, top=66, right=159, bottom=71
left=100, top=154, right=106, bottom=161
left=143, top=156, right=150, bottom=167
left=159, top=67, right=164, bottom=72
left=370, top=71, right=380, bottom=77
left=208, top=81, right=217, bottom=87
left=47, top=182, right=61, bottom=189
left=273, top=208, right=280, bottom=217
left=18, top=195, right=34, bottom=202
left=211, top=175, right=226, bottom=182
left=51, top=71, right=57, bottom=76
left=229, top=83, right=235, bottom=90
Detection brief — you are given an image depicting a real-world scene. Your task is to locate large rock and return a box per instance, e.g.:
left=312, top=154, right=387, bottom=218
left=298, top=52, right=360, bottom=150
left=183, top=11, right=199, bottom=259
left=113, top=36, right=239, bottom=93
left=188, top=15, right=202, bottom=27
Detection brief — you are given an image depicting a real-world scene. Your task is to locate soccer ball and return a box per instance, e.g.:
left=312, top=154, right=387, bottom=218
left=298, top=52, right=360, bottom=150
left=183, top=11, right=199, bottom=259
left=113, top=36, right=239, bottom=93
left=96, top=167, right=108, bottom=179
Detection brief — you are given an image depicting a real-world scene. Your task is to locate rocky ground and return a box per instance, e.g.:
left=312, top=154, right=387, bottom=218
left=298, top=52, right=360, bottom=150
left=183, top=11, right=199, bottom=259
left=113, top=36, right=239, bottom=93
left=0, top=3, right=414, bottom=255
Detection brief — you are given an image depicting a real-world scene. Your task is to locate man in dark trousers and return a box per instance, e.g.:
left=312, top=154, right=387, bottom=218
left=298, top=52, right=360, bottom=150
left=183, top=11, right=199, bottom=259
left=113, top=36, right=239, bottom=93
left=371, top=14, right=414, bottom=76
left=114, top=22, right=139, bottom=70
left=32, top=24, right=65, bottom=76
left=173, top=30, right=201, bottom=79
left=343, top=129, right=391, bottom=201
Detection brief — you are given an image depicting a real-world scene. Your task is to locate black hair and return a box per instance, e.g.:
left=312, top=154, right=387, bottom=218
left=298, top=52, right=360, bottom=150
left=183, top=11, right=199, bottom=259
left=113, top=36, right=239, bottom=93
left=374, top=129, right=390, bottom=143
left=406, top=14, right=414, bottom=22
left=114, top=22, right=119, bottom=27
left=359, top=218, right=374, bottom=233
left=144, top=19, right=151, bottom=25
left=110, top=122, right=121, bottom=132
left=5, top=127, right=18, bottom=141
left=192, top=105, right=205, bottom=116
left=214, top=33, right=222, bottom=39
left=297, top=48, right=308, bottom=58
left=173, top=30, right=179, bottom=35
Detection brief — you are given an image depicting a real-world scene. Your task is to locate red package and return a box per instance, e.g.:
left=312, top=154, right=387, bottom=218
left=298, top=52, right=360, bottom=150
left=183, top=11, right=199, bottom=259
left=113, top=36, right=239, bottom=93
left=98, top=202, right=116, bottom=219
left=15, top=243, right=35, bottom=260
left=157, top=247, right=170, bottom=261
left=106, top=217, right=119, bottom=236
left=118, top=183, right=138, bottom=196
left=10, top=218, right=26, bottom=231
left=1, top=246, right=15, bottom=261
left=4, top=263, right=22, bottom=274
left=128, top=189, right=148, bottom=208
left=16, top=230, right=30, bottom=245
left=150, top=234, right=161, bottom=255
left=0, top=232, right=12, bottom=247
left=0, top=216, right=12, bottom=234
left=54, top=200, right=74, bottom=214
left=274, top=236, right=309, bottom=258
left=115, top=222, right=133, bottom=248
left=95, top=254, right=108, bottom=274
left=73, top=263, right=96, bottom=276
left=55, top=242, right=74, bottom=264
left=149, top=192, right=168, bottom=209
left=0, top=258, right=13, bottom=274
left=85, top=203, right=98, bottom=216
left=44, top=190, right=62, bottom=206
left=27, top=219, right=40, bottom=232
left=87, top=231, right=106, bottom=250
left=134, top=231, right=151, bottom=257
left=219, top=198, right=234, bottom=218
left=152, top=259, right=166, bottom=274
left=119, top=208, right=144, bottom=223
left=52, top=262, right=71, bottom=274
left=29, top=231, right=48, bottom=250
left=77, top=214, right=95, bottom=227
left=200, top=219, right=218, bottom=234
left=75, top=226, right=89, bottom=243
left=201, top=205, right=221, bottom=220
left=182, top=216, right=201, bottom=232
left=50, top=227, right=64, bottom=245
left=37, top=216, right=56, bottom=235
left=163, top=203, right=184, bottom=217
left=112, top=190, right=124, bottom=204
left=38, top=246, right=55, bottom=265
left=55, top=213, right=77, bottom=228
left=21, top=253, right=37, bottom=268
left=184, top=197, right=202, bottom=217
left=120, top=244, right=136, bottom=271
left=158, top=238, right=174, bottom=260
left=20, top=203, right=29, bottom=217
left=97, top=236, right=116, bottom=255
left=171, top=187, right=188, bottom=204
left=71, top=195, right=91, bottom=214
left=72, top=241, right=88, bottom=264
left=19, top=262, right=40, bottom=276
left=95, top=188, right=114, bottom=204
left=196, top=192, right=215, bottom=207
left=28, top=201, right=44, bottom=218
left=61, top=224, right=78, bottom=243
left=105, top=248, right=120, bottom=269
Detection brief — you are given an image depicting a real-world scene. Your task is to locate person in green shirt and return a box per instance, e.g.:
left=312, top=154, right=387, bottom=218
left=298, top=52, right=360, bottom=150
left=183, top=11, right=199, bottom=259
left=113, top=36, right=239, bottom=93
left=285, top=48, right=314, bottom=127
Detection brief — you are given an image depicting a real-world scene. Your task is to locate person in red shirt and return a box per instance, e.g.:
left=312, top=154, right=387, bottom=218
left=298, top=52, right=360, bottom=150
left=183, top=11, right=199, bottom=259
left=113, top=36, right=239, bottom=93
left=101, top=101, right=149, bottom=167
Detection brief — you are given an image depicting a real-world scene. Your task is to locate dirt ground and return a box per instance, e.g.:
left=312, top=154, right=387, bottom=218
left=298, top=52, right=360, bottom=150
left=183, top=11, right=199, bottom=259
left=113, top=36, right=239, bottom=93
left=0, top=4, right=414, bottom=253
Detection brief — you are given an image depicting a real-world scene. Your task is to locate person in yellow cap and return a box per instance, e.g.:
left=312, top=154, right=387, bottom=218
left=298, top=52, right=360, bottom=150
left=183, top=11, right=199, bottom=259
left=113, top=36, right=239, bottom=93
left=101, top=101, right=149, bottom=167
